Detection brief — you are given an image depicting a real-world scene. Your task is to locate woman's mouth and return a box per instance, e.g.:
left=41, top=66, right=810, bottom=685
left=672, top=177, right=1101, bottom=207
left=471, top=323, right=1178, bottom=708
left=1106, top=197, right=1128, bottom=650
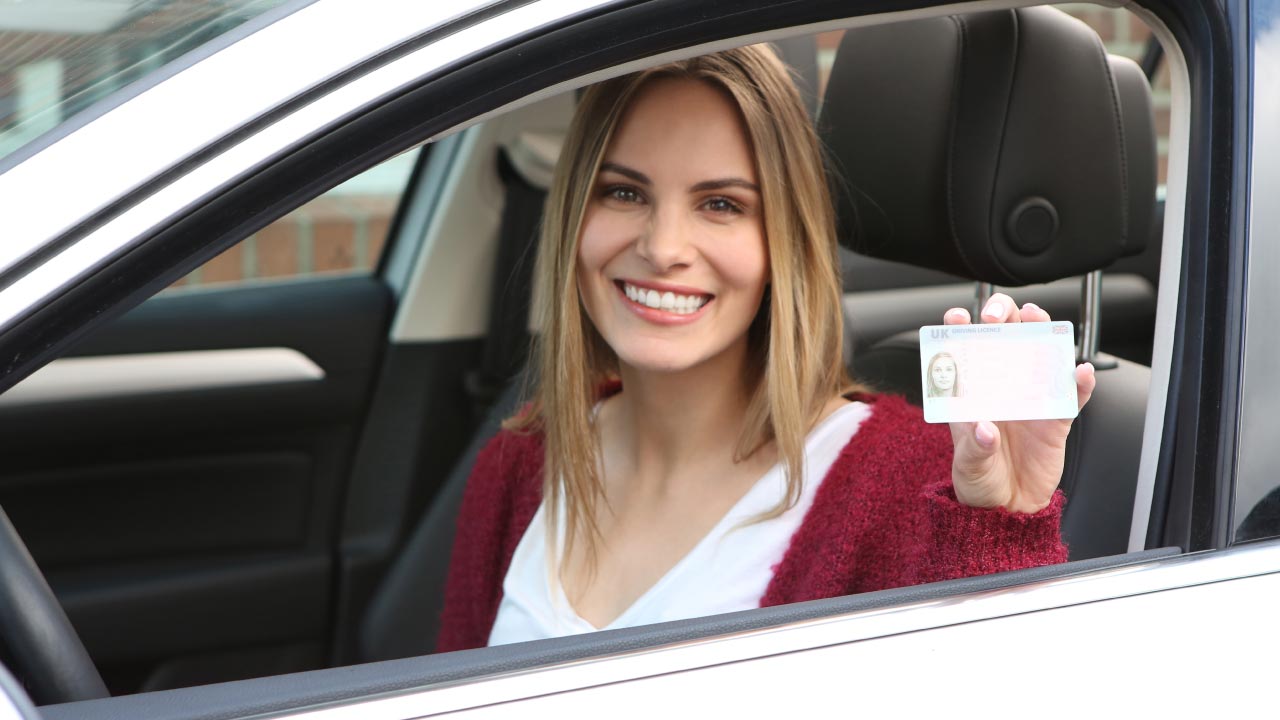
left=615, top=280, right=713, bottom=317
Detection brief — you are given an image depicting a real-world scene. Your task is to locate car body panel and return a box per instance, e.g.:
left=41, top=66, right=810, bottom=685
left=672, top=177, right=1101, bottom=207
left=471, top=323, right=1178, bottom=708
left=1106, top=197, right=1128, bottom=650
left=1234, top=0, right=1279, bottom=542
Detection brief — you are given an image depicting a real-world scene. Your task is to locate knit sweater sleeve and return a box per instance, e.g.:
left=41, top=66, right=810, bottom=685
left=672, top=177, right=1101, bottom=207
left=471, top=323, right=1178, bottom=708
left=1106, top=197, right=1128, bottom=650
left=916, top=484, right=1068, bottom=583
left=841, top=396, right=1068, bottom=596
left=900, top=407, right=1069, bottom=585
left=435, top=428, right=543, bottom=653
left=764, top=395, right=1068, bottom=607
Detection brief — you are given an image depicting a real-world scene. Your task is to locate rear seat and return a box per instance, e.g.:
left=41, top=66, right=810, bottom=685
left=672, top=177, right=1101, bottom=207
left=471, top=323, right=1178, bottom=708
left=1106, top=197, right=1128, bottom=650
left=819, top=7, right=1159, bottom=559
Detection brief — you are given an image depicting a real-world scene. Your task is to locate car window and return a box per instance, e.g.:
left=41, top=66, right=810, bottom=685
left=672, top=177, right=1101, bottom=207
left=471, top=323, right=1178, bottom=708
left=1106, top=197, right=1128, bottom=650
left=165, top=147, right=420, bottom=292
left=0, top=0, right=1198, bottom=704
left=0, top=0, right=289, bottom=166
left=413, top=1, right=1175, bottom=655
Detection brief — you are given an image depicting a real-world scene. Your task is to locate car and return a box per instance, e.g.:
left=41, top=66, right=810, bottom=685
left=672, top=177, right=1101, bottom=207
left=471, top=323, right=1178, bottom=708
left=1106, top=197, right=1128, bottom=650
left=0, top=0, right=1272, bottom=716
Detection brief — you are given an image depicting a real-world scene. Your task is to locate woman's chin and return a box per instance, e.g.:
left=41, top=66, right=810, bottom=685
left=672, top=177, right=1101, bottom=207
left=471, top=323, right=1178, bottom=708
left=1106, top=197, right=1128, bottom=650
left=616, top=348, right=708, bottom=375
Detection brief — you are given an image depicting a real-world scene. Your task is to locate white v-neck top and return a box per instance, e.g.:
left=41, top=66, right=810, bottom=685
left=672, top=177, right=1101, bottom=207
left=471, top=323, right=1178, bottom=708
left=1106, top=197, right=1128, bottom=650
left=487, top=401, right=872, bottom=646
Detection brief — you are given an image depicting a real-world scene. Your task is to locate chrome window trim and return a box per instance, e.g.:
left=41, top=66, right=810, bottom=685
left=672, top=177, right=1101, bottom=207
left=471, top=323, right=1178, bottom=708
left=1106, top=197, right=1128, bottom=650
left=263, top=541, right=1280, bottom=719
left=0, top=0, right=618, bottom=336
left=1128, top=4, right=1191, bottom=551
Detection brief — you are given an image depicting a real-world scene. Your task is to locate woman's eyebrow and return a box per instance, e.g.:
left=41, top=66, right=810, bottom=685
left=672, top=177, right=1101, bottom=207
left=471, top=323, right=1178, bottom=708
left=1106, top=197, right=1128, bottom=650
left=599, top=162, right=650, bottom=185
left=689, top=178, right=760, bottom=193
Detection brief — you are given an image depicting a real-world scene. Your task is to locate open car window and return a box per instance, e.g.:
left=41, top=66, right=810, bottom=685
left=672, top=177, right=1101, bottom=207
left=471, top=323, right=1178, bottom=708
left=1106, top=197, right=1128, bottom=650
left=1, top=0, right=1258, bottom=715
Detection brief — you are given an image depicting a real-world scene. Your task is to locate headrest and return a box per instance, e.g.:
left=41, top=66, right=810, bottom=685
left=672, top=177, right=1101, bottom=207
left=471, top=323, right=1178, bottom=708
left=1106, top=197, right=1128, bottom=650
left=819, top=7, right=1158, bottom=285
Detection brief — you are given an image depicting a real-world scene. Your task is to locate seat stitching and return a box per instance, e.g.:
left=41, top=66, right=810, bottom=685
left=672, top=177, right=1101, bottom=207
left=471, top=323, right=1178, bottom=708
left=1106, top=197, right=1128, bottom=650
left=944, top=15, right=978, bottom=276
left=1093, top=34, right=1130, bottom=249
left=982, top=9, right=1020, bottom=282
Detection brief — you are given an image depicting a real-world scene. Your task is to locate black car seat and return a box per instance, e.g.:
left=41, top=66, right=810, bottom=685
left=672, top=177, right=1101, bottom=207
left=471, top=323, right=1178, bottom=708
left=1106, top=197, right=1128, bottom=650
left=821, top=7, right=1158, bottom=560
left=358, top=7, right=1158, bottom=662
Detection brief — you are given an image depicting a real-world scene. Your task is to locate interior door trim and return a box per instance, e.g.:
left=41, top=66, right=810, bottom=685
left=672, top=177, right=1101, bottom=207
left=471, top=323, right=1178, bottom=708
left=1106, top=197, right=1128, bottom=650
left=0, top=348, right=324, bottom=408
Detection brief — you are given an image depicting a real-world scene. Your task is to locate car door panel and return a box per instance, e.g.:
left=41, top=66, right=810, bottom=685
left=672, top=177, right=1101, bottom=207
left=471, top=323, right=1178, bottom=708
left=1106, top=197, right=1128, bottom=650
left=0, top=275, right=392, bottom=693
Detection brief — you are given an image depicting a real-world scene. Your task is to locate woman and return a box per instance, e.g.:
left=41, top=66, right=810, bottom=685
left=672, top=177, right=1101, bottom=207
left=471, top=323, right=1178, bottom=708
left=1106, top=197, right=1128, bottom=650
left=437, top=45, right=1096, bottom=651
left=927, top=352, right=961, bottom=398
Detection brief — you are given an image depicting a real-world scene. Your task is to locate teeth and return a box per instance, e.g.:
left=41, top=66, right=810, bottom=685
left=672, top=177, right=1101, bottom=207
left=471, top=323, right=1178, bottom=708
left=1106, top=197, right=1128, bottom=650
left=622, top=282, right=708, bottom=315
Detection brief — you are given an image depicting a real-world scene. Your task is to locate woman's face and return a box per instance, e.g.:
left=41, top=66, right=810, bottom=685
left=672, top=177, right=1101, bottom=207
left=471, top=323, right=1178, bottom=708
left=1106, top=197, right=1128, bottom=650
left=576, top=77, right=768, bottom=375
left=931, top=356, right=957, bottom=392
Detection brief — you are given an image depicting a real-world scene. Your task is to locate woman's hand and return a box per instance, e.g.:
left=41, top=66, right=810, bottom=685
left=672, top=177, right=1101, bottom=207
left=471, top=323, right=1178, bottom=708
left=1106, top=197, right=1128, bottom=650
left=944, top=294, right=1096, bottom=514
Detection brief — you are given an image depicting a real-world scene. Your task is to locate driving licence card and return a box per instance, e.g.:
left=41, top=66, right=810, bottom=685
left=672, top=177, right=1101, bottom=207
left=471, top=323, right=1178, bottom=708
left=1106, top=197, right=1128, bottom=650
left=919, top=321, right=1078, bottom=424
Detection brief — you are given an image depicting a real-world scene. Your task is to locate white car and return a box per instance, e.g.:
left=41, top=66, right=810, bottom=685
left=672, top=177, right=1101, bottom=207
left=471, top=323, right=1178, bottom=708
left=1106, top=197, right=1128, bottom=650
left=0, top=0, right=1274, bottom=716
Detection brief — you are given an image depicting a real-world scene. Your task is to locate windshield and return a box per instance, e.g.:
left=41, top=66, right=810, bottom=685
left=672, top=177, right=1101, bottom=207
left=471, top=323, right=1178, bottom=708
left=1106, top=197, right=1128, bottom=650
left=0, top=0, right=290, bottom=165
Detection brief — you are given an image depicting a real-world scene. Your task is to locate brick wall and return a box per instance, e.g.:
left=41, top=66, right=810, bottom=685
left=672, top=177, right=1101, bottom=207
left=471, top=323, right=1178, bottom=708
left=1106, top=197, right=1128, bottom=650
left=169, top=195, right=395, bottom=289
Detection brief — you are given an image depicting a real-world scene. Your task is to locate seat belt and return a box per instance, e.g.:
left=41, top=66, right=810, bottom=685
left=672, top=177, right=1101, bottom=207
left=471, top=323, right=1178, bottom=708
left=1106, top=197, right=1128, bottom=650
left=465, top=148, right=546, bottom=420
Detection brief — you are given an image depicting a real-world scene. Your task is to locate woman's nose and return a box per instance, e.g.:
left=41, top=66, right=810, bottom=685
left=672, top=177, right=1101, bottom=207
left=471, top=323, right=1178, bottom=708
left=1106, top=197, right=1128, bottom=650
left=635, top=205, right=694, bottom=271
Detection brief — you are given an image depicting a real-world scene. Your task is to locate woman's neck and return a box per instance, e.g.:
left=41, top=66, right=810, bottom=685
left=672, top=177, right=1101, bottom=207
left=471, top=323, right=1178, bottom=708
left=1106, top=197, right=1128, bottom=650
left=609, top=343, right=758, bottom=486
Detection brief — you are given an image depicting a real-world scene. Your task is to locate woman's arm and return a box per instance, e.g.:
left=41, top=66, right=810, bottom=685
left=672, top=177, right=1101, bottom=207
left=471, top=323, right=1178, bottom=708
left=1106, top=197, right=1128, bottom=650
left=435, top=429, right=543, bottom=653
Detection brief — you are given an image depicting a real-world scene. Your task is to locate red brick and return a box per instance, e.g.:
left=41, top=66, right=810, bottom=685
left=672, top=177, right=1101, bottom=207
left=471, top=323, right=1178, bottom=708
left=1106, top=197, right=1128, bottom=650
left=201, top=243, right=245, bottom=284
left=257, top=220, right=299, bottom=278
left=313, top=218, right=358, bottom=272
left=1155, top=107, right=1171, bottom=139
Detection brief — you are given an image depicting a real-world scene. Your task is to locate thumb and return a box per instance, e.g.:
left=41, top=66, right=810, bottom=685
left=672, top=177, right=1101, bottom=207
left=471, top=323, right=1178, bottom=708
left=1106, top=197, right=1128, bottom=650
left=953, top=420, right=1000, bottom=480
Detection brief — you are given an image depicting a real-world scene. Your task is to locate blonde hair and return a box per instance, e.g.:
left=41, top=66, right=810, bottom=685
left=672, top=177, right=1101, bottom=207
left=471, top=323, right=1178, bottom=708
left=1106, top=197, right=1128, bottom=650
left=509, top=44, right=855, bottom=566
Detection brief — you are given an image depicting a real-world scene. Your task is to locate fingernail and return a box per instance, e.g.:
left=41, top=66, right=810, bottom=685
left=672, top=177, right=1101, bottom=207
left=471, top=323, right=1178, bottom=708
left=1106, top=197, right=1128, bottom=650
left=983, top=301, right=1004, bottom=319
left=1081, top=362, right=1095, bottom=373
left=1024, top=303, right=1040, bottom=312
left=975, top=422, right=996, bottom=448
left=946, top=308, right=965, bottom=320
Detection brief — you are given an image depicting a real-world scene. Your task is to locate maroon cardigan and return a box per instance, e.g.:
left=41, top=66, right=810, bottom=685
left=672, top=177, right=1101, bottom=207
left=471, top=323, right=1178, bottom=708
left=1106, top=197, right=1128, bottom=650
left=435, top=394, right=1067, bottom=652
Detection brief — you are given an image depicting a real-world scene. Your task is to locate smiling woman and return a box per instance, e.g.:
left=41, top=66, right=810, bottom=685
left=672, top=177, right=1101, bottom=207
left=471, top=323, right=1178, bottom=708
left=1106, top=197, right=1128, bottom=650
left=436, top=44, right=1095, bottom=652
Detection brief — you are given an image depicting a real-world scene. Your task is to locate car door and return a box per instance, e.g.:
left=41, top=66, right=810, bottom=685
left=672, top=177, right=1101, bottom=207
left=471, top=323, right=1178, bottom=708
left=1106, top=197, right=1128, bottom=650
left=0, top=0, right=502, bottom=695
left=0, top=0, right=1256, bottom=715
left=0, top=155, right=423, bottom=693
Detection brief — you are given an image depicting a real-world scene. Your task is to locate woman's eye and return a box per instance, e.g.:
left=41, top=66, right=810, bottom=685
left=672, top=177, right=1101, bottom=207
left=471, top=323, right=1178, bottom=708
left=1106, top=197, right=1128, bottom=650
left=703, top=197, right=744, bottom=215
left=603, top=185, right=643, bottom=204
